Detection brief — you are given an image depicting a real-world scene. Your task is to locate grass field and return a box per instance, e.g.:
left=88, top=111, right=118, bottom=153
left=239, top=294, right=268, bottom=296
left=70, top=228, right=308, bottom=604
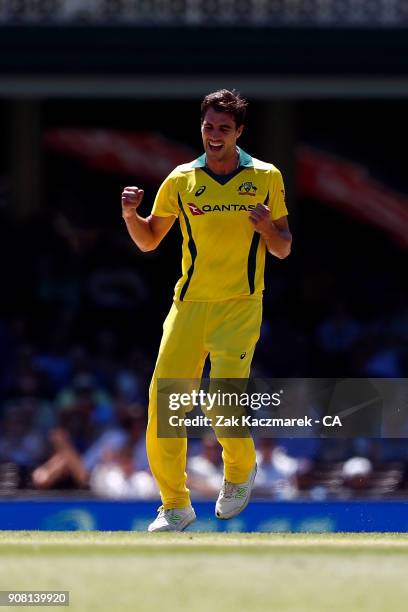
left=1, top=532, right=408, bottom=611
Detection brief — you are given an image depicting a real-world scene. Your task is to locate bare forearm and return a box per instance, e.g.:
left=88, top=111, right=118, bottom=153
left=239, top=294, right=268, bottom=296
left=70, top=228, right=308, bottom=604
left=261, top=222, right=292, bottom=259
left=123, top=212, right=156, bottom=252
left=248, top=205, right=292, bottom=259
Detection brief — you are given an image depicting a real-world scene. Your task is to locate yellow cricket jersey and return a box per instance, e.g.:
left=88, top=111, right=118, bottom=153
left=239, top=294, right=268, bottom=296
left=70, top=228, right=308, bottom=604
left=151, top=147, right=288, bottom=302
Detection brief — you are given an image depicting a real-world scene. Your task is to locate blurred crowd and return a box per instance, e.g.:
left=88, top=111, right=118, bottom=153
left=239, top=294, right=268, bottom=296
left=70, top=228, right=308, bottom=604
left=0, top=338, right=407, bottom=501
left=2, top=0, right=407, bottom=26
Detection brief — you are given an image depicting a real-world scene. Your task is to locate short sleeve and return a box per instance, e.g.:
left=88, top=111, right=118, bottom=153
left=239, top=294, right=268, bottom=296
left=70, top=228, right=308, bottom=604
left=151, top=174, right=179, bottom=218
left=269, top=168, right=288, bottom=220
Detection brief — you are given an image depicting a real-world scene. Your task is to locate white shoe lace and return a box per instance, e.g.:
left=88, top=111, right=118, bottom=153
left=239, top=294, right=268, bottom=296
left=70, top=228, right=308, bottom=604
left=221, top=480, right=239, bottom=499
left=155, top=505, right=188, bottom=521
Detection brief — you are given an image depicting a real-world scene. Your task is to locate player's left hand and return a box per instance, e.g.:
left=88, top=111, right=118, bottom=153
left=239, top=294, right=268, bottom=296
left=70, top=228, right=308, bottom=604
left=249, top=204, right=272, bottom=235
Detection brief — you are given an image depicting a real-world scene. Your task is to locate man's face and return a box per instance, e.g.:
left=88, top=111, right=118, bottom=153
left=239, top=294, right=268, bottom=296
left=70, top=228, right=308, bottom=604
left=201, top=107, right=243, bottom=163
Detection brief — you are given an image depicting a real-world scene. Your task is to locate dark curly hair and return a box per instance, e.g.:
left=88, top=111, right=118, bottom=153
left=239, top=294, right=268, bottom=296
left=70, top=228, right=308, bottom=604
left=200, top=89, right=248, bottom=127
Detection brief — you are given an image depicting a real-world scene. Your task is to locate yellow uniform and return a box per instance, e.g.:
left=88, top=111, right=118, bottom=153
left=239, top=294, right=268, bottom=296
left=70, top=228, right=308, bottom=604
left=147, top=148, right=288, bottom=509
left=152, top=147, right=287, bottom=301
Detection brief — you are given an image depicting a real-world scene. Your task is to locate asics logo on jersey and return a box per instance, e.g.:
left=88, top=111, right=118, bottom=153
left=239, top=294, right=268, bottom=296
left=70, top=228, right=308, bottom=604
left=195, top=185, right=206, bottom=197
left=187, top=203, right=205, bottom=216
left=238, top=181, right=257, bottom=196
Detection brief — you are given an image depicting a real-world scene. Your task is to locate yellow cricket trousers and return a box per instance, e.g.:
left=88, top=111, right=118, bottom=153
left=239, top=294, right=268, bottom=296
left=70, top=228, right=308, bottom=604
left=146, top=297, right=262, bottom=509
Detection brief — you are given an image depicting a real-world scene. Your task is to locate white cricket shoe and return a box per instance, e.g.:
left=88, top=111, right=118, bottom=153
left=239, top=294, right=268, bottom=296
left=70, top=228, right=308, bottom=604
left=215, top=464, right=257, bottom=519
left=148, top=505, right=196, bottom=532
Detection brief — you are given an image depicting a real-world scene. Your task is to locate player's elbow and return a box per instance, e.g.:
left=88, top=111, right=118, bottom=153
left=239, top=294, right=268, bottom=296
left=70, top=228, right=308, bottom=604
left=138, top=240, right=158, bottom=253
left=278, top=242, right=292, bottom=259
left=272, top=237, right=292, bottom=259
left=139, top=218, right=166, bottom=252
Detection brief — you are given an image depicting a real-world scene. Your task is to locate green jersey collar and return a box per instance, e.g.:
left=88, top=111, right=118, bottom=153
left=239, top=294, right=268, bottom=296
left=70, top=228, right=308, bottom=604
left=193, top=147, right=253, bottom=169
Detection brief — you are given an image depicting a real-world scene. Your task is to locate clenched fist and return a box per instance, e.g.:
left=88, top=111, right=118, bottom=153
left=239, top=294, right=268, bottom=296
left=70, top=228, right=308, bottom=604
left=248, top=203, right=272, bottom=235
left=121, top=186, right=144, bottom=219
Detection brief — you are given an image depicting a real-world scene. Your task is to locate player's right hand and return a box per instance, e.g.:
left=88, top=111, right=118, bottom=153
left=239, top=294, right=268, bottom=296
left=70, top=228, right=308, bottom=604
left=121, top=186, right=144, bottom=218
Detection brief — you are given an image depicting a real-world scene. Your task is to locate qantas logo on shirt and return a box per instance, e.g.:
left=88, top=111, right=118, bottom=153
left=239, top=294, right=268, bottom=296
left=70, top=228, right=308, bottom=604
left=187, top=203, right=256, bottom=215
left=187, top=203, right=205, bottom=215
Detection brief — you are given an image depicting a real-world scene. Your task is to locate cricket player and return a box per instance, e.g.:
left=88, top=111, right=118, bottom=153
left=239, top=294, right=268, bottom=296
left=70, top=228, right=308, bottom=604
left=121, top=89, right=292, bottom=531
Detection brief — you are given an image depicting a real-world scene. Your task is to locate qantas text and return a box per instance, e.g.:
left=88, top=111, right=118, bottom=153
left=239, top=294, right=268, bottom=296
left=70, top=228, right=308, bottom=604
left=199, top=203, right=257, bottom=212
